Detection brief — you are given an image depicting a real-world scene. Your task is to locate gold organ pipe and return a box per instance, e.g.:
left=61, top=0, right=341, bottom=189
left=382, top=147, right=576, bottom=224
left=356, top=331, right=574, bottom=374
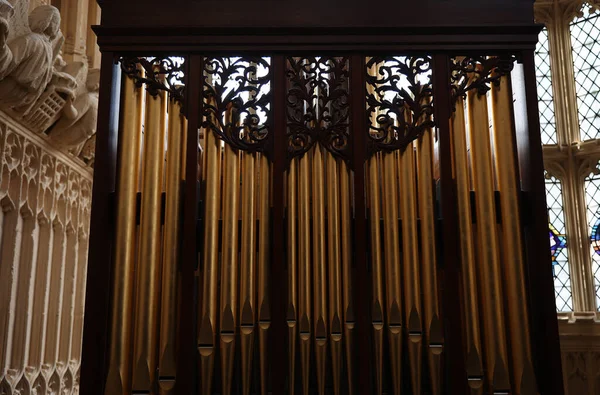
left=417, top=128, right=443, bottom=395
left=491, top=76, right=537, bottom=395
left=312, top=144, right=328, bottom=395
left=452, top=97, right=484, bottom=395
left=382, top=150, right=403, bottom=395
left=287, top=158, right=298, bottom=395
left=467, top=89, right=510, bottom=392
left=105, top=73, right=143, bottom=395
left=326, top=153, right=343, bottom=395
left=198, top=104, right=222, bottom=395
left=132, top=83, right=168, bottom=393
left=158, top=100, right=185, bottom=395
left=257, top=153, right=271, bottom=395
left=298, top=151, right=312, bottom=395
left=339, top=162, right=354, bottom=395
left=366, top=60, right=384, bottom=395
left=398, top=140, right=423, bottom=395
left=368, top=153, right=384, bottom=395
left=220, top=122, right=241, bottom=395
left=240, top=151, right=257, bottom=395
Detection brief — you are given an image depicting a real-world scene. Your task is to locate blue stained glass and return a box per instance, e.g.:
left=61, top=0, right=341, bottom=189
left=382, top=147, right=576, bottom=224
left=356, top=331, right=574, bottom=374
left=550, top=224, right=568, bottom=263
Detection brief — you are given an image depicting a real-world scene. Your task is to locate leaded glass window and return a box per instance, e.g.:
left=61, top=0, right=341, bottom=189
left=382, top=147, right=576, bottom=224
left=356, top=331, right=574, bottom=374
left=535, top=28, right=557, bottom=145
left=571, top=8, right=600, bottom=141
left=545, top=174, right=573, bottom=311
left=584, top=170, right=600, bottom=309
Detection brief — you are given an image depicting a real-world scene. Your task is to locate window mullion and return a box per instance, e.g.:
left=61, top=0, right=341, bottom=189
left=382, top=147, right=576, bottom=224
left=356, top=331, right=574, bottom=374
left=566, top=155, right=597, bottom=311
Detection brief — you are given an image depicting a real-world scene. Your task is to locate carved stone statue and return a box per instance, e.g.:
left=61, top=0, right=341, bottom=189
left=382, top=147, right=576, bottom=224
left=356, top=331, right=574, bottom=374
left=49, top=66, right=100, bottom=155
left=0, top=1, right=13, bottom=71
left=0, top=5, right=61, bottom=112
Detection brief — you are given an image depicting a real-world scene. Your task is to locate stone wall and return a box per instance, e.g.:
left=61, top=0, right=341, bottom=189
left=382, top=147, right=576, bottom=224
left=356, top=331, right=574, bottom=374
left=0, top=111, right=92, bottom=394
left=0, top=1, right=96, bottom=394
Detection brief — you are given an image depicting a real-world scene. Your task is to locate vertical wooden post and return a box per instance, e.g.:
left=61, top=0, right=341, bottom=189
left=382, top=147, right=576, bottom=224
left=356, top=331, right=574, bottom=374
left=80, top=53, right=121, bottom=395
left=177, top=54, right=203, bottom=395
left=432, top=53, right=468, bottom=395
left=271, top=55, right=287, bottom=395
left=350, top=54, right=371, bottom=395
left=513, top=51, right=565, bottom=395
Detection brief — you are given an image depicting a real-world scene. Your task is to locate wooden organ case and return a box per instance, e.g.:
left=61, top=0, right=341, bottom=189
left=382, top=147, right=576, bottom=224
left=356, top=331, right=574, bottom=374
left=82, top=0, right=564, bottom=394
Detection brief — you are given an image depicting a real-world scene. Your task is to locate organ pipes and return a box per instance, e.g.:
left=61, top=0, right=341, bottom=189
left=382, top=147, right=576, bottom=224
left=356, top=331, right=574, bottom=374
left=298, top=152, right=311, bottom=395
left=399, top=139, right=423, bottom=395
left=326, top=152, right=343, bottom=395
left=339, top=161, right=354, bottom=395
left=287, top=157, right=298, bottom=395
left=240, top=149, right=257, bottom=395
left=368, top=152, right=385, bottom=395
left=417, top=127, right=443, bottom=395
left=257, top=152, right=271, bottom=395
left=158, top=99, right=186, bottom=395
left=490, top=75, right=537, bottom=395
left=452, top=97, right=484, bottom=395
left=382, top=149, right=403, bottom=395
left=467, top=87, right=510, bottom=393
left=198, top=96, right=221, bottom=395
left=132, top=77, right=167, bottom=393
left=97, top=55, right=542, bottom=395
left=219, top=122, right=240, bottom=395
left=105, top=72, right=143, bottom=395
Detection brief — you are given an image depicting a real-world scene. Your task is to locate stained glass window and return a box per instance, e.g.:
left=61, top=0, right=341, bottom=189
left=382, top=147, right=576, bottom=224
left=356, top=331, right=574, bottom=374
left=545, top=174, right=573, bottom=311
left=571, top=8, right=600, bottom=141
left=584, top=169, right=600, bottom=310
left=535, top=28, right=557, bottom=145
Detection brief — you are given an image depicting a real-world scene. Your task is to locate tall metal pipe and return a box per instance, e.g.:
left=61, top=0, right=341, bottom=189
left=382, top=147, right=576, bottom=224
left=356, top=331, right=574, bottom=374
left=452, top=97, right=484, bottom=395
left=219, top=132, right=240, bottom=395
left=467, top=89, right=510, bottom=392
left=240, top=151, right=257, bottom=395
left=197, top=103, right=222, bottom=395
left=417, top=129, right=443, bottom=395
left=158, top=100, right=186, bottom=395
left=382, top=150, right=403, bottom=395
left=326, top=153, right=343, bottom=395
left=399, top=141, right=423, bottom=395
left=312, top=144, right=328, bottom=395
left=257, top=153, right=271, bottom=395
left=287, top=158, right=298, bottom=395
left=491, top=75, right=537, bottom=395
left=368, top=153, right=384, bottom=395
left=298, top=151, right=312, bottom=395
left=132, top=80, right=167, bottom=394
left=104, top=72, right=143, bottom=395
left=339, top=161, right=354, bottom=395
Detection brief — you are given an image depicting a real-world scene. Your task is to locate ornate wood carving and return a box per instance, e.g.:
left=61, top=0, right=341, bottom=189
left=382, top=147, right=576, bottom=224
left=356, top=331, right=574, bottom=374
left=450, top=55, right=517, bottom=110
left=366, top=56, right=434, bottom=156
left=285, top=56, right=351, bottom=164
left=121, top=56, right=186, bottom=101
left=202, top=56, right=272, bottom=155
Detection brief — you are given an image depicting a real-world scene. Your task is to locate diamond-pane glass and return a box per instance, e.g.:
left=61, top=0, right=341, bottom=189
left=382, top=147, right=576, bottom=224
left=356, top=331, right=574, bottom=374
left=571, top=10, right=600, bottom=141
left=535, top=28, right=557, bottom=144
left=584, top=170, right=600, bottom=310
left=545, top=174, right=573, bottom=311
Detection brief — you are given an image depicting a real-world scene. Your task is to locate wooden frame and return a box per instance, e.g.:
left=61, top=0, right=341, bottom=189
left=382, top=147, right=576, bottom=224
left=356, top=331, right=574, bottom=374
left=82, top=1, right=563, bottom=394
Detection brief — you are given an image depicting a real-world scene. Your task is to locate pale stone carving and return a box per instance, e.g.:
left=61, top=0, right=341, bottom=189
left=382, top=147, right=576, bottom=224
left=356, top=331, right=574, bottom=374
left=0, top=112, right=92, bottom=395
left=0, top=5, right=62, bottom=112
left=49, top=66, right=99, bottom=156
left=0, top=2, right=99, bottom=168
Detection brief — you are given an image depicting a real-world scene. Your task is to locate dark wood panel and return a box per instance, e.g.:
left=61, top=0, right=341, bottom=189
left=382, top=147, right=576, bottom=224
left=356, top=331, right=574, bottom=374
left=92, top=26, right=541, bottom=53
left=98, top=0, right=534, bottom=28
left=513, top=52, right=565, bottom=395
left=80, top=53, right=120, bottom=395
